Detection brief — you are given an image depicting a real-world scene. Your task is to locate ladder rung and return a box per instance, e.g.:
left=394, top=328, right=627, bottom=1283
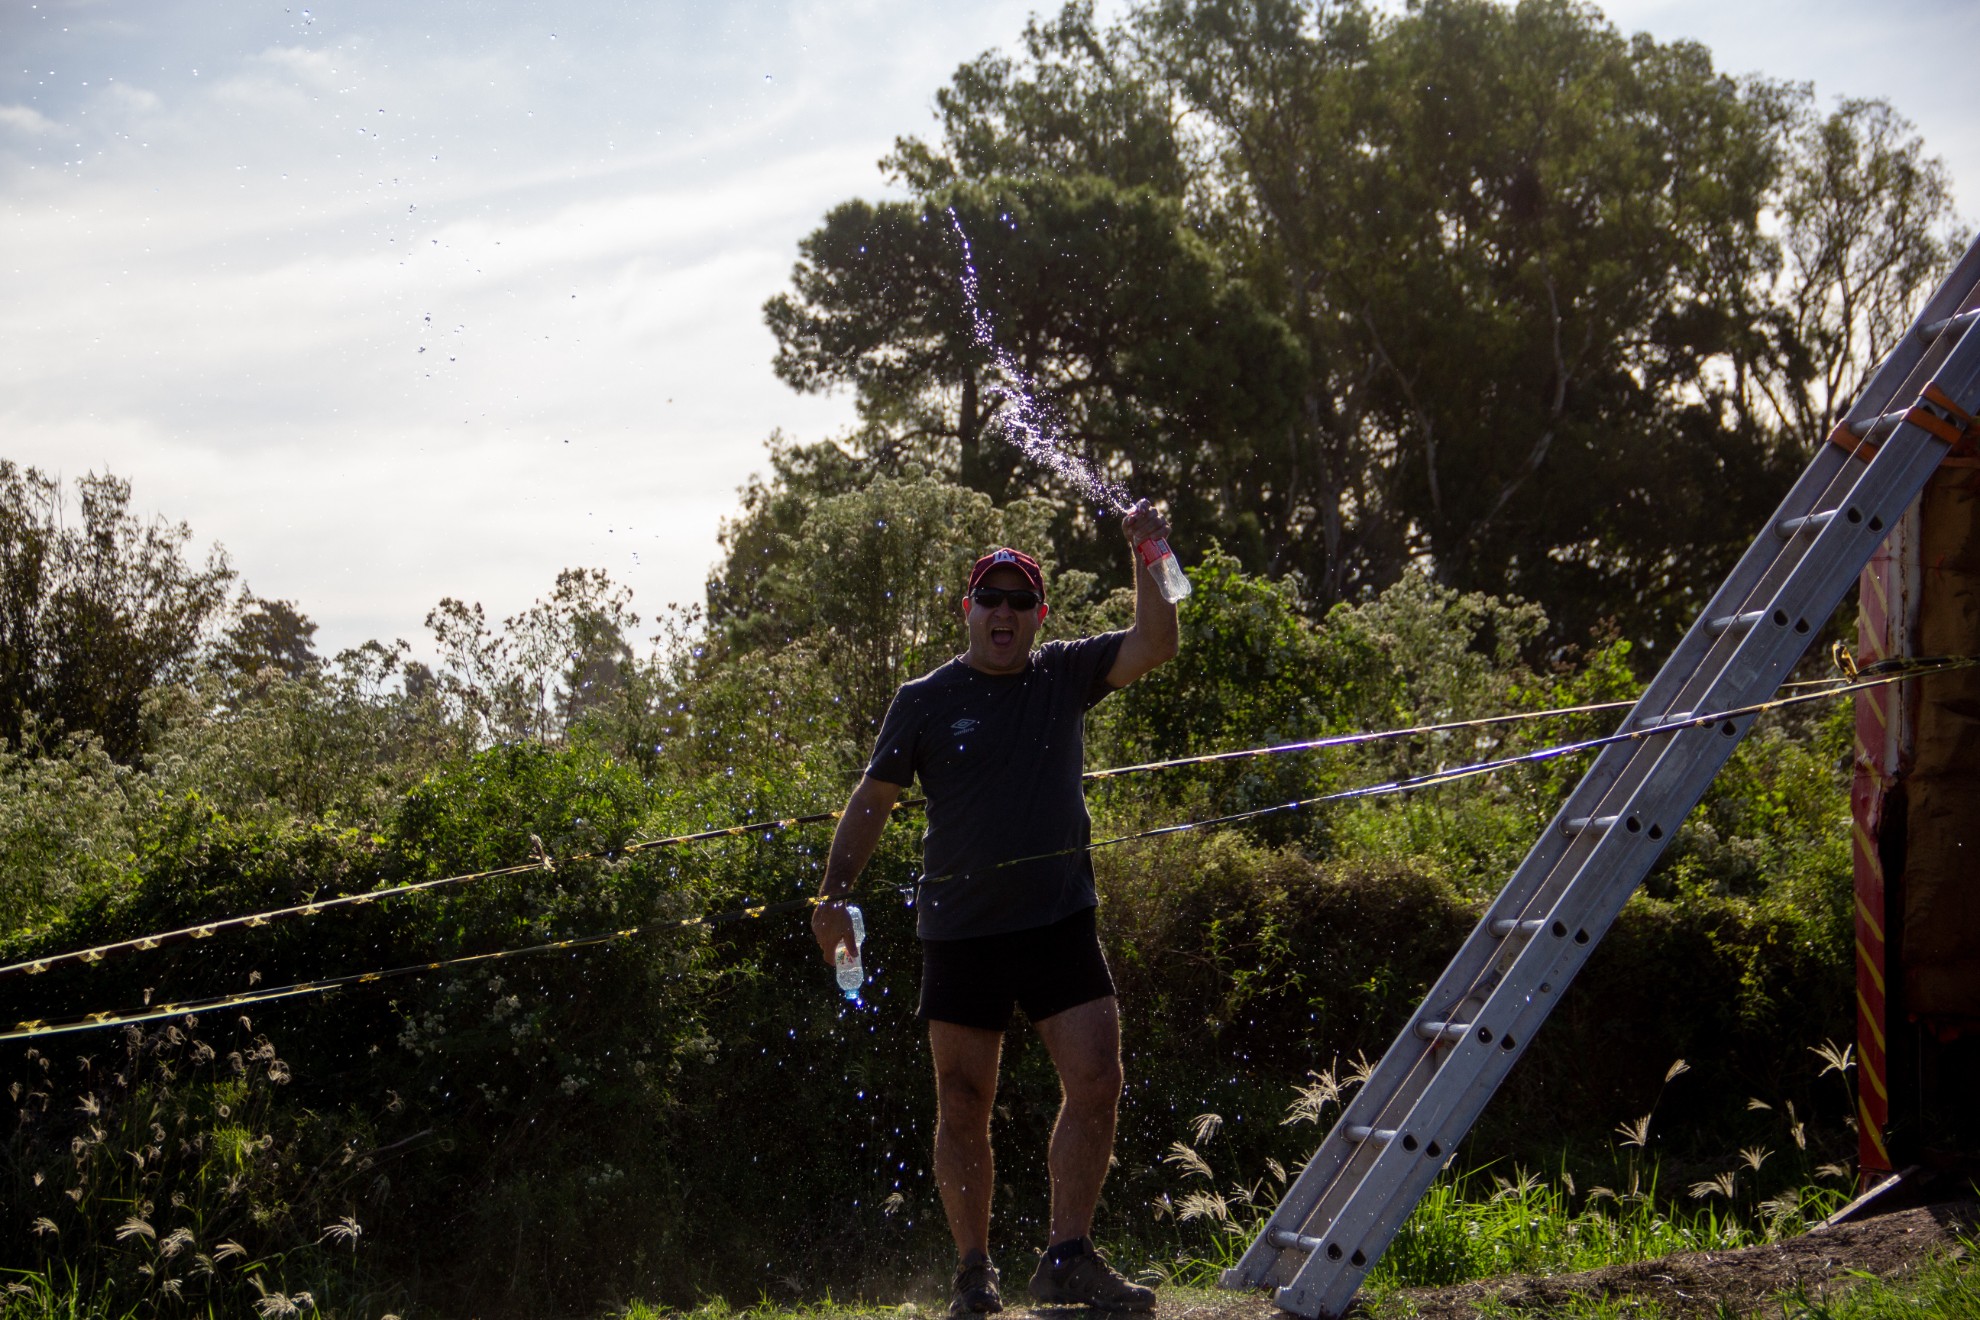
left=1847, top=406, right=1912, bottom=445
left=1916, top=307, right=1980, bottom=343
left=1564, top=814, right=1618, bottom=835
left=1270, top=1227, right=1326, bottom=1254
left=1415, top=1019, right=1470, bottom=1043
left=1344, top=1125, right=1398, bottom=1145
left=1489, top=917, right=1545, bottom=937
left=1774, top=510, right=1835, bottom=539
left=1707, top=609, right=1765, bottom=636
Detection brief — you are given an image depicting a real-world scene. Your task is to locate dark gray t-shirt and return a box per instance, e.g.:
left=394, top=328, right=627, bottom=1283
left=866, top=633, right=1126, bottom=941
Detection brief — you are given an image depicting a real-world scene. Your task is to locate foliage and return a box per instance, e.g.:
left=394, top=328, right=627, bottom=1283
left=424, top=567, right=642, bottom=749
left=1768, top=98, right=1967, bottom=453
left=882, top=1, right=1188, bottom=199
left=0, top=729, right=142, bottom=934
left=765, top=172, right=1305, bottom=578
left=772, top=0, right=1965, bottom=655
left=0, top=444, right=1879, bottom=1316
left=148, top=642, right=449, bottom=830
left=213, top=595, right=321, bottom=685
left=0, top=1017, right=386, bottom=1316
left=9, top=0, right=1956, bottom=1292
left=0, top=464, right=234, bottom=763
left=1153, top=1044, right=1858, bottom=1293
left=1093, top=547, right=1382, bottom=788
left=1143, top=0, right=1807, bottom=635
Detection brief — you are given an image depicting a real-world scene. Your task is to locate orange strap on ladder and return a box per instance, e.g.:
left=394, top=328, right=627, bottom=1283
left=1829, top=382, right=1978, bottom=461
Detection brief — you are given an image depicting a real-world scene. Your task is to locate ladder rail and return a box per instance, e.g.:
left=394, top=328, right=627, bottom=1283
left=1272, top=396, right=1968, bottom=1318
left=1224, top=401, right=1899, bottom=1293
left=1224, top=438, right=1900, bottom=1293
left=1228, top=226, right=1980, bottom=1317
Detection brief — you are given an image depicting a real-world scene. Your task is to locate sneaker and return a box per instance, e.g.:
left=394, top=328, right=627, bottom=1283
left=949, top=1255, right=1003, bottom=1317
left=1026, top=1238, right=1156, bottom=1311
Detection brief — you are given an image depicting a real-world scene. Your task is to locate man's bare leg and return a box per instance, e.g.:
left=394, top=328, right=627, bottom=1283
left=930, top=1020, right=1005, bottom=1262
left=1033, top=995, right=1123, bottom=1246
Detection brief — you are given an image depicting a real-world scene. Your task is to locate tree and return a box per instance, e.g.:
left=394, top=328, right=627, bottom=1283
left=424, top=568, right=639, bottom=747
left=1755, top=97, right=1964, bottom=453
left=781, top=0, right=1961, bottom=657
left=214, top=594, right=320, bottom=683
left=0, top=464, right=233, bottom=762
left=1136, top=0, right=1817, bottom=648
left=764, top=173, right=1305, bottom=578
left=712, top=466, right=1032, bottom=739
left=883, top=0, right=1190, bottom=198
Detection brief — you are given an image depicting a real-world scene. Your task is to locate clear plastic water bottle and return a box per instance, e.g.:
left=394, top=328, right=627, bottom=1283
left=1136, top=535, right=1193, bottom=603
left=833, top=905, right=866, bottom=1001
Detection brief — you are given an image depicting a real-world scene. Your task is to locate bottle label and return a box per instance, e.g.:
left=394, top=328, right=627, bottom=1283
left=1136, top=537, right=1172, bottom=568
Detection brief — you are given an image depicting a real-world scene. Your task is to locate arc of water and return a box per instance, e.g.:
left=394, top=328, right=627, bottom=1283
left=947, top=208, right=1135, bottom=515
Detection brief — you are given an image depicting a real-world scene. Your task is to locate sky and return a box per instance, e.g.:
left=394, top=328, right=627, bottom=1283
left=3, top=0, right=1976, bottom=661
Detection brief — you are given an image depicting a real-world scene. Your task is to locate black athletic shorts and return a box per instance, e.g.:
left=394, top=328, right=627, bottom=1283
left=918, top=906, right=1116, bottom=1031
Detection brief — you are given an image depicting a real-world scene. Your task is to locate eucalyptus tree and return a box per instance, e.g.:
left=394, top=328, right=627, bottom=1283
left=766, top=0, right=1962, bottom=656
left=764, top=174, right=1305, bottom=577
left=1137, top=0, right=1823, bottom=649
left=1756, top=97, right=1963, bottom=453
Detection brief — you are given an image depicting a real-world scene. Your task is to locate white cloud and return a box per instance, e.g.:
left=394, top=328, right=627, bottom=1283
left=102, top=83, right=160, bottom=115
left=2, top=0, right=1973, bottom=661
left=0, top=104, right=58, bottom=136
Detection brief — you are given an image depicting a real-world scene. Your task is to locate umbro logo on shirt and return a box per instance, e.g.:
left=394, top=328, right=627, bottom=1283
left=950, top=718, right=980, bottom=733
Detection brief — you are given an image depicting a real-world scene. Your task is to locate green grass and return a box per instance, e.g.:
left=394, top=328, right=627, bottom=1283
left=1366, top=1238, right=1980, bottom=1319
left=618, top=1299, right=920, bottom=1320
left=1156, top=1163, right=1850, bottom=1293
left=605, top=1249, right=1980, bottom=1320
left=0, top=1266, right=143, bottom=1320
left=1775, top=1243, right=1980, bottom=1320
left=1155, top=1164, right=1974, bottom=1320
left=1368, top=1165, right=1842, bottom=1288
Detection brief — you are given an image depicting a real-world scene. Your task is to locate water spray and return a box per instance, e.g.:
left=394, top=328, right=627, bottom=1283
left=947, top=208, right=1191, bottom=602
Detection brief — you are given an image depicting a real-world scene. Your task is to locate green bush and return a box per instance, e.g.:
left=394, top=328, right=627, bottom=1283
left=1, top=1015, right=386, bottom=1315
left=0, top=482, right=1871, bottom=1315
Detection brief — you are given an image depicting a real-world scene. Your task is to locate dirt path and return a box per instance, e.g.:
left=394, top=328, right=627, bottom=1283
left=1113, top=1199, right=1978, bottom=1320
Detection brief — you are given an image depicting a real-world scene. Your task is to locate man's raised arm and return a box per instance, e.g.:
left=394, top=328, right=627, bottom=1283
left=1107, top=500, right=1182, bottom=689
left=811, top=774, right=904, bottom=963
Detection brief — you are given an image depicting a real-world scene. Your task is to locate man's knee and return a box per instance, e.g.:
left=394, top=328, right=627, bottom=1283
left=1062, top=1055, right=1123, bottom=1109
left=931, top=1023, right=1002, bottom=1126
left=937, top=1066, right=998, bottom=1123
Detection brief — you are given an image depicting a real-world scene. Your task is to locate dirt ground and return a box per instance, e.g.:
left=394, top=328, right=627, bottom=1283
left=1088, top=1199, right=1978, bottom=1320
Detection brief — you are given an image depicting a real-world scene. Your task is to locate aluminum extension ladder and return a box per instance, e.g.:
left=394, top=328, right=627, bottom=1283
left=1224, top=230, right=1980, bottom=1319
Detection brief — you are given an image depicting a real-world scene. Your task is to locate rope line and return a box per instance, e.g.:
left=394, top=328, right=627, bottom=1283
left=1081, top=697, right=1634, bottom=780
left=912, top=657, right=1977, bottom=886
left=0, top=694, right=1649, bottom=980
left=0, top=808, right=905, bottom=980
left=0, top=895, right=826, bottom=1043
left=6, top=656, right=1966, bottom=1043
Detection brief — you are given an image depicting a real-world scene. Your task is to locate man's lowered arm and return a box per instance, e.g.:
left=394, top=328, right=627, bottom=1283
left=811, top=774, right=903, bottom=962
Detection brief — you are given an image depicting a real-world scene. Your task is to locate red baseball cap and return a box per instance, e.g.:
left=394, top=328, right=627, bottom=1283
left=967, top=547, right=1045, bottom=598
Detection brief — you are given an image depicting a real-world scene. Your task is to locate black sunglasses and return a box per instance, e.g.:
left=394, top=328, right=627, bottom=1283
left=970, top=586, right=1042, bottom=611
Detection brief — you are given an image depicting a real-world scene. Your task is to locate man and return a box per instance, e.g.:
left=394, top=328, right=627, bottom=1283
left=812, top=502, right=1180, bottom=1316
